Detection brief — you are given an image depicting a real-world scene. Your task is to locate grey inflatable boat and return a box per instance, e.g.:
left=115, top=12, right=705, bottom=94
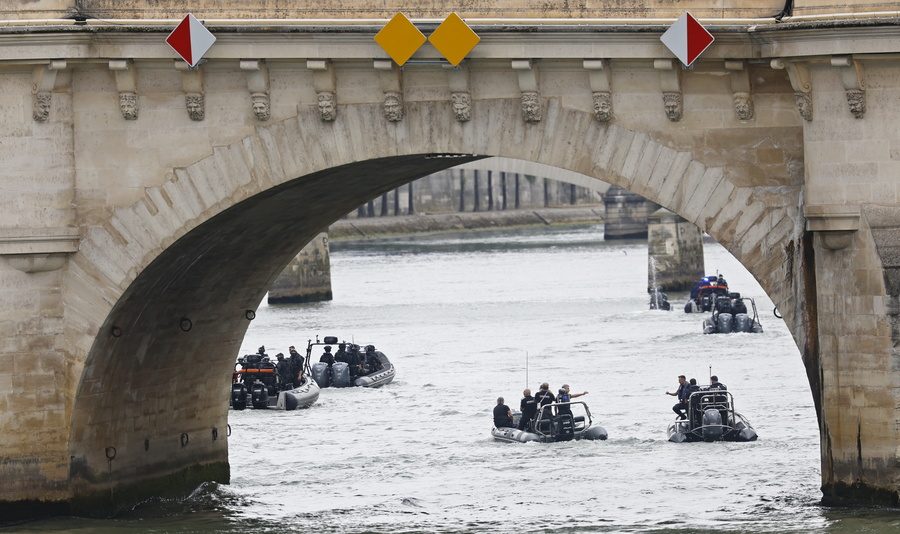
left=667, top=390, right=757, bottom=442
left=230, top=373, right=320, bottom=410
left=311, top=351, right=395, bottom=389
left=492, top=401, right=608, bottom=443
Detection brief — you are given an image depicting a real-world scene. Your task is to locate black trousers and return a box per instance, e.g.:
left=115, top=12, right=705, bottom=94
left=673, top=401, right=688, bottom=419
left=517, top=415, right=533, bottom=431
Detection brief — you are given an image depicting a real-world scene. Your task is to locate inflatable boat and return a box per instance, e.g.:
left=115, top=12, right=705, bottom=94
left=684, top=275, right=730, bottom=313
left=492, top=401, right=608, bottom=443
left=230, top=370, right=320, bottom=410
left=667, top=390, right=757, bottom=443
left=702, top=295, right=763, bottom=334
left=308, top=337, right=396, bottom=389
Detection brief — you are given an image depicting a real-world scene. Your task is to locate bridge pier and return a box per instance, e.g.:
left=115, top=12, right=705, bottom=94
left=268, top=233, right=333, bottom=304
left=603, top=186, right=657, bottom=240
left=647, top=208, right=705, bottom=292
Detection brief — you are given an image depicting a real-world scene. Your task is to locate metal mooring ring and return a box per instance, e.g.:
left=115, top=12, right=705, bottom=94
left=179, top=318, right=193, bottom=332
left=245, top=309, right=256, bottom=321
left=226, top=424, right=232, bottom=437
left=105, top=446, right=117, bottom=460
left=180, top=432, right=189, bottom=447
left=773, top=307, right=783, bottom=319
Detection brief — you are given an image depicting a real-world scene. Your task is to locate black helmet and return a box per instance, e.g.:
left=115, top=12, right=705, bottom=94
left=276, top=353, right=284, bottom=359
left=324, top=346, right=332, bottom=352
left=258, top=345, right=265, bottom=354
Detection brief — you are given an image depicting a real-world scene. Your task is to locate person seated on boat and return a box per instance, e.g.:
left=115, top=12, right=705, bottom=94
left=556, top=384, right=588, bottom=416
left=666, top=375, right=690, bottom=420
left=518, top=388, right=537, bottom=431
left=319, top=346, right=335, bottom=366
left=275, top=353, right=292, bottom=389
left=717, top=274, right=727, bottom=288
left=334, top=343, right=348, bottom=364
left=288, top=346, right=305, bottom=381
left=708, top=375, right=727, bottom=391
left=493, top=397, right=514, bottom=429
left=364, top=345, right=381, bottom=373
left=257, top=345, right=268, bottom=358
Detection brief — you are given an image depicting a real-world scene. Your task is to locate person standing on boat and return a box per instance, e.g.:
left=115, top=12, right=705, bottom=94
left=334, top=343, right=348, bottom=364
left=275, top=353, right=292, bottom=389
left=288, top=346, right=305, bottom=381
left=493, top=397, right=514, bottom=429
left=534, top=383, right=556, bottom=407
left=518, top=388, right=537, bottom=431
left=708, top=376, right=727, bottom=390
left=556, top=384, right=588, bottom=416
left=319, top=346, right=335, bottom=367
left=666, top=375, right=690, bottom=419
left=364, top=345, right=381, bottom=373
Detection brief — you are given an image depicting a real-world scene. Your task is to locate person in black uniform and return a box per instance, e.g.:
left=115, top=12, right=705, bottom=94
left=533, top=383, right=556, bottom=430
left=319, top=346, right=335, bottom=366
left=518, top=388, right=537, bottom=431
left=493, top=397, right=514, bottom=428
left=364, top=345, right=380, bottom=373
left=275, top=353, right=292, bottom=389
left=334, top=343, right=348, bottom=364
left=347, top=344, right=363, bottom=377
left=666, top=375, right=690, bottom=419
left=288, top=346, right=305, bottom=382
left=708, top=375, right=727, bottom=390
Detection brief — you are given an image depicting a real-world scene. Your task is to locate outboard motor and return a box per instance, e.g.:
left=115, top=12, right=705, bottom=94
left=701, top=408, right=724, bottom=442
left=250, top=381, right=269, bottom=409
left=550, top=414, right=576, bottom=442
left=331, top=361, right=351, bottom=387
left=700, top=294, right=713, bottom=312
left=311, top=362, right=331, bottom=388
left=716, top=312, right=733, bottom=334
left=733, top=313, right=752, bottom=333
left=230, top=383, right=247, bottom=410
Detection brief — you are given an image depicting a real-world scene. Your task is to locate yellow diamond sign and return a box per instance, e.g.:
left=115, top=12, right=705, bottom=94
left=428, top=12, right=480, bottom=66
left=374, top=12, right=426, bottom=66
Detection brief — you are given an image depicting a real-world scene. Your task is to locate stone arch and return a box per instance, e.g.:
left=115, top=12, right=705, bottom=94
left=63, top=98, right=801, bottom=506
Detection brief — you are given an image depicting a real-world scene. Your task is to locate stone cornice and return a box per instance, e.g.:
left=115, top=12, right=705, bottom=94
left=0, top=24, right=898, bottom=63
left=0, top=227, right=80, bottom=255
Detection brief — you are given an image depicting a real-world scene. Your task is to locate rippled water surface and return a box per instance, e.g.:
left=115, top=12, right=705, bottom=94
left=9, top=226, right=899, bottom=533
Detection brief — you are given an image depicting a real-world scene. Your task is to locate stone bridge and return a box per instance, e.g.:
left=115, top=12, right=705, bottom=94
left=0, top=0, right=898, bottom=517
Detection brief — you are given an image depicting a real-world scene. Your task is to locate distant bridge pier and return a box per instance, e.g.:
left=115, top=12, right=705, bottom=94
left=647, top=208, right=705, bottom=293
left=268, top=233, right=332, bottom=304
left=603, top=186, right=658, bottom=240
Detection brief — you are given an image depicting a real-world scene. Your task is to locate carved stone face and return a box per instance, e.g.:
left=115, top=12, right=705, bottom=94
left=383, top=91, right=403, bottom=122
left=185, top=93, right=205, bottom=121
left=251, top=92, right=270, bottom=121
left=119, top=91, right=138, bottom=120
left=733, top=92, right=753, bottom=121
left=317, top=92, right=336, bottom=122
left=592, top=91, right=612, bottom=122
left=32, top=91, right=51, bottom=122
left=794, top=91, right=812, bottom=121
left=450, top=92, right=471, bottom=122
left=662, top=91, right=682, bottom=122
left=521, top=91, right=541, bottom=123
left=845, top=88, right=865, bottom=119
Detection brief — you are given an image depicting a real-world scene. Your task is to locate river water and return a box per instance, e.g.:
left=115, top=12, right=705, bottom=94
left=9, top=225, right=899, bottom=533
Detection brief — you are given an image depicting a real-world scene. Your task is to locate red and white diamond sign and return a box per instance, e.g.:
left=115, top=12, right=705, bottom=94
left=660, top=12, right=714, bottom=67
left=166, top=13, right=216, bottom=68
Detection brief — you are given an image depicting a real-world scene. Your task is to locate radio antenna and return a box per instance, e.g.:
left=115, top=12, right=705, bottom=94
left=525, top=351, right=529, bottom=388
